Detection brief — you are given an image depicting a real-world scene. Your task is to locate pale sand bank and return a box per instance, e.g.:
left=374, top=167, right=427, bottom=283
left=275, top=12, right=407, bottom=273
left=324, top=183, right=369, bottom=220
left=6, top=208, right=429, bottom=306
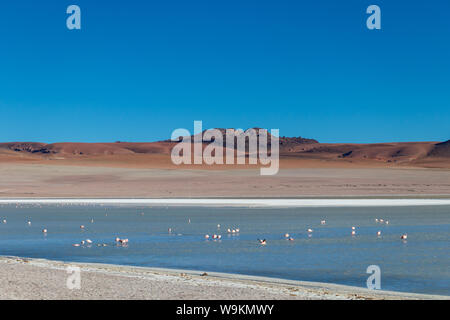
left=1, top=198, right=450, bottom=207
left=1, top=164, right=449, bottom=198
left=0, top=256, right=447, bottom=300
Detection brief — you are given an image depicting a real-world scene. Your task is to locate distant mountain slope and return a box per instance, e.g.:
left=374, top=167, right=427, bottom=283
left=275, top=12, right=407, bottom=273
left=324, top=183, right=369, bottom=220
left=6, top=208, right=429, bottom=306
left=428, top=140, right=450, bottom=158
left=168, top=128, right=318, bottom=151
left=0, top=142, right=48, bottom=153
left=0, top=142, right=174, bottom=156
left=0, top=135, right=448, bottom=168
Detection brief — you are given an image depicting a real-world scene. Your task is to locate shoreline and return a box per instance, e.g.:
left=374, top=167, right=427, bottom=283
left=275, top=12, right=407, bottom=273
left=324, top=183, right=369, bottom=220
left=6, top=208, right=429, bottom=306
left=1, top=198, right=450, bottom=207
left=1, top=256, right=448, bottom=300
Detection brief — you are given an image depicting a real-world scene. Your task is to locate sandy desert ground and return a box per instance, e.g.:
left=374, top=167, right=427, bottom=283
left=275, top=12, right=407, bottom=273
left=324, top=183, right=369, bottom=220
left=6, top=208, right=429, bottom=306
left=0, top=162, right=449, bottom=198
left=0, top=163, right=450, bottom=198
left=0, top=138, right=449, bottom=198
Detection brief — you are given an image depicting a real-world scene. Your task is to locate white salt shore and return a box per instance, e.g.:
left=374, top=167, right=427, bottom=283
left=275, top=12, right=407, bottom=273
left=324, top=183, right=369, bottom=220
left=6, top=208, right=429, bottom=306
left=0, top=256, right=448, bottom=300
left=1, top=198, right=450, bottom=207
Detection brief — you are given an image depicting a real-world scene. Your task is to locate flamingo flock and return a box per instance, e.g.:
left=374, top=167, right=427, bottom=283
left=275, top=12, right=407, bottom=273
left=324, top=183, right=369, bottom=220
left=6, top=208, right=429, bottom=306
left=204, top=233, right=222, bottom=240
left=204, top=226, right=241, bottom=241
left=258, top=239, right=267, bottom=245
left=226, top=228, right=240, bottom=234
left=375, top=218, right=389, bottom=225
left=0, top=203, right=413, bottom=254
left=115, top=237, right=129, bottom=245
left=284, top=233, right=294, bottom=241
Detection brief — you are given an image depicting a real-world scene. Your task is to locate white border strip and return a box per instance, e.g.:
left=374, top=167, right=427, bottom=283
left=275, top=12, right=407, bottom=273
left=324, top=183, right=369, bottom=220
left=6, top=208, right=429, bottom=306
left=0, top=198, right=450, bottom=207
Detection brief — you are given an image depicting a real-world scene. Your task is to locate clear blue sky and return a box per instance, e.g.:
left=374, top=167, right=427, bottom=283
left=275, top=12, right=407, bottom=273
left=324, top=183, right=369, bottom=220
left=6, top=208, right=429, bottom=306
left=0, top=0, right=448, bottom=143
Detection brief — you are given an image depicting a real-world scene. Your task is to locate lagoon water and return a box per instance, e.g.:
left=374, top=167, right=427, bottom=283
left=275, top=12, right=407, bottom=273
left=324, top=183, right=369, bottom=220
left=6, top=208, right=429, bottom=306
left=0, top=204, right=449, bottom=295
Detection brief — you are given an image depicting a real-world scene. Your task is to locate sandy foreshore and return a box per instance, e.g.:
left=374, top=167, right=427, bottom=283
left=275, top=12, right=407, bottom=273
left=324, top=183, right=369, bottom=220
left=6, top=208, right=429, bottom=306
left=1, top=164, right=450, bottom=198
left=0, top=256, right=447, bottom=300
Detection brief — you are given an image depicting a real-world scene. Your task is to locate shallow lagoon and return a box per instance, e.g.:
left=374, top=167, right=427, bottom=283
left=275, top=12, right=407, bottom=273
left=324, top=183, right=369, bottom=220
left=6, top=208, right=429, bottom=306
left=0, top=204, right=448, bottom=295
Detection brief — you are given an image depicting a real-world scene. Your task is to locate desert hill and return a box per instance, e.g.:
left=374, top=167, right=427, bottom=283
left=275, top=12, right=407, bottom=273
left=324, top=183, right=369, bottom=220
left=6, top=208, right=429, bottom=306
left=0, top=132, right=448, bottom=169
left=428, top=140, right=450, bottom=158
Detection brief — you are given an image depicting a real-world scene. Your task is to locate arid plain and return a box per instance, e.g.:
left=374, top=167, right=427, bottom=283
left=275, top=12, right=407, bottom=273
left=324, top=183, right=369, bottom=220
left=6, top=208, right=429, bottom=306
left=0, top=137, right=449, bottom=198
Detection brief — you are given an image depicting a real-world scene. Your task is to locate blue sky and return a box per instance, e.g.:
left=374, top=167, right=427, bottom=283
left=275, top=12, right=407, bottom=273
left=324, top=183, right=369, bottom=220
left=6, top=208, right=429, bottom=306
left=0, top=0, right=448, bottom=143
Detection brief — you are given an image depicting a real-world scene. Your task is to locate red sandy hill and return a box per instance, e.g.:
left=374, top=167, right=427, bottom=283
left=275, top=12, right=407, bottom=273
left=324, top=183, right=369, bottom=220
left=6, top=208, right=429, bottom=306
left=0, top=131, right=448, bottom=168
